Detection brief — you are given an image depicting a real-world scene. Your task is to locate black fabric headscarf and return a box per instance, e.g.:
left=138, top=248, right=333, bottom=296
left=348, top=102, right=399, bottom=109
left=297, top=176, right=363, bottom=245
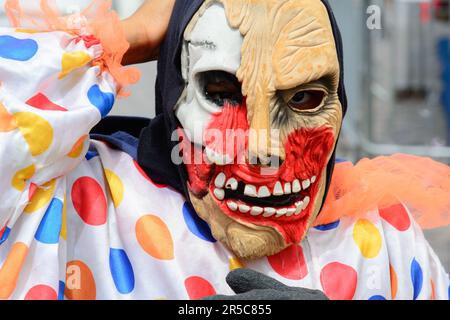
left=138, top=0, right=347, bottom=208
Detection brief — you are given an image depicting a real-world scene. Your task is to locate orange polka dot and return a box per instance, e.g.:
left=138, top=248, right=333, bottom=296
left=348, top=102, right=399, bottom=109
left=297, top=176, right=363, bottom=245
left=390, top=264, right=398, bottom=299
left=67, top=135, right=88, bottom=158
left=25, top=180, right=56, bottom=214
left=136, top=215, right=174, bottom=260
left=11, top=164, right=36, bottom=191
left=14, top=112, right=53, bottom=156
left=0, top=101, right=17, bottom=132
left=65, top=260, right=96, bottom=300
left=0, top=242, right=29, bottom=299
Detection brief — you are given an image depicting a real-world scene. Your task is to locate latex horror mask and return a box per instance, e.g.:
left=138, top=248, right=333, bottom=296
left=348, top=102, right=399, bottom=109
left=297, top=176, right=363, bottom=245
left=175, top=0, right=343, bottom=259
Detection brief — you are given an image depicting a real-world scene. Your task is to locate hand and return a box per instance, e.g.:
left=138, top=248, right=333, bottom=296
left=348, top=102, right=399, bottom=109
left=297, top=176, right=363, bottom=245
left=204, top=269, right=329, bottom=300
left=121, top=0, right=176, bottom=65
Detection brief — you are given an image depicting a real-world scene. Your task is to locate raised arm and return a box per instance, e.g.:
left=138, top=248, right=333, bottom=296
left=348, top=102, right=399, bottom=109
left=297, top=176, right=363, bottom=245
left=121, top=0, right=176, bottom=65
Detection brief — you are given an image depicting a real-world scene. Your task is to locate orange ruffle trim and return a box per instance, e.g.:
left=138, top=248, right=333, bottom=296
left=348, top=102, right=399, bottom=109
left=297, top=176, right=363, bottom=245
left=316, top=154, right=450, bottom=230
left=4, top=0, right=140, bottom=96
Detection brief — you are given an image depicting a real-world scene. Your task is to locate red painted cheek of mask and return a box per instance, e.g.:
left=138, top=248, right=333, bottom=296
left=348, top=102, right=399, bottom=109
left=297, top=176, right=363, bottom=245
left=203, top=101, right=249, bottom=161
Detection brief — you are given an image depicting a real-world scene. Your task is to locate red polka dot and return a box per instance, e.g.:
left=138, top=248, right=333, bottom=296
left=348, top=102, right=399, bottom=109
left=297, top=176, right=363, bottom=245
left=71, top=177, right=107, bottom=226
left=185, top=276, right=216, bottom=300
left=320, top=262, right=357, bottom=300
left=379, top=203, right=411, bottom=231
left=25, top=285, right=57, bottom=300
left=133, top=160, right=167, bottom=188
left=28, top=183, right=38, bottom=201
left=268, top=245, right=308, bottom=280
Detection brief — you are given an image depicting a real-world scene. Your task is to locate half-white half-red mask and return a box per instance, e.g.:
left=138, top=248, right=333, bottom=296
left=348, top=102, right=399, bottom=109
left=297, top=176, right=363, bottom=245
left=175, top=0, right=343, bottom=259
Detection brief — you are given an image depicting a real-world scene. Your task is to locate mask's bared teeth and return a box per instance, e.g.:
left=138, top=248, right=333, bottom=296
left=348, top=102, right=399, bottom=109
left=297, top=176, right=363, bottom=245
left=263, top=207, right=276, bottom=217
left=292, top=179, right=301, bottom=193
left=225, top=178, right=238, bottom=190
left=295, top=200, right=304, bottom=215
left=257, top=186, right=271, bottom=198
left=286, top=208, right=296, bottom=217
left=250, top=207, right=263, bottom=216
left=214, top=188, right=225, bottom=200
left=205, top=147, right=233, bottom=166
left=214, top=173, right=226, bottom=188
left=273, top=182, right=283, bottom=196
left=239, top=204, right=250, bottom=213
left=276, top=208, right=288, bottom=218
left=227, top=201, right=238, bottom=211
left=311, top=176, right=317, bottom=184
left=303, top=196, right=311, bottom=208
left=284, top=182, right=292, bottom=195
left=244, top=184, right=257, bottom=197
left=302, top=179, right=311, bottom=190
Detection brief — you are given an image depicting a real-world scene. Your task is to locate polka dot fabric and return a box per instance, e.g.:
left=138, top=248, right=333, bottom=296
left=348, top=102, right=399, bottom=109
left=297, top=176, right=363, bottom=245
left=0, top=27, right=448, bottom=301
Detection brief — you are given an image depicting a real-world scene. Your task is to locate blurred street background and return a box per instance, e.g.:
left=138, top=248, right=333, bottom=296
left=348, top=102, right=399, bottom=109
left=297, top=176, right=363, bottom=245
left=0, top=0, right=449, bottom=270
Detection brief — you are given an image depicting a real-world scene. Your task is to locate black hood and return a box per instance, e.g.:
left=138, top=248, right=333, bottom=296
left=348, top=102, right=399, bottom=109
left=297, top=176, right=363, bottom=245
left=138, top=0, right=347, bottom=205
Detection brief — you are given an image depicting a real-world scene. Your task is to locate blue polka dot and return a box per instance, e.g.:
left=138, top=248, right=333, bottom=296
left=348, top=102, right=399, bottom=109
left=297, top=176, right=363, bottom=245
left=0, top=36, right=38, bottom=61
left=369, top=295, right=386, bottom=300
left=411, top=258, right=423, bottom=300
left=58, top=281, right=65, bottom=300
left=88, top=84, right=115, bottom=118
left=109, top=248, right=135, bottom=294
left=35, top=198, right=63, bottom=244
left=182, top=202, right=216, bottom=243
left=85, top=150, right=99, bottom=160
left=314, top=220, right=340, bottom=231
left=0, top=227, right=11, bottom=246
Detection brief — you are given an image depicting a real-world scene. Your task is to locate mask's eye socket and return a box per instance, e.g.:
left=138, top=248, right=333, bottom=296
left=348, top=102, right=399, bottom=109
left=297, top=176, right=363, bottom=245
left=288, top=90, right=325, bottom=112
left=201, top=71, right=243, bottom=107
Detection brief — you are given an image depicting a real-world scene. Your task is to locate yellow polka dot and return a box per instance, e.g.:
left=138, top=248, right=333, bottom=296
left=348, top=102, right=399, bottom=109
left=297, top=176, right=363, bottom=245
left=14, top=112, right=53, bottom=156
left=229, top=257, right=245, bottom=271
left=11, top=164, right=36, bottom=191
left=0, top=242, right=28, bottom=299
left=25, top=180, right=56, bottom=214
left=59, top=51, right=92, bottom=79
left=67, top=135, right=88, bottom=158
left=353, top=219, right=382, bottom=259
left=136, top=215, right=174, bottom=260
left=61, top=195, right=67, bottom=240
left=104, top=169, right=124, bottom=208
left=0, top=101, right=17, bottom=132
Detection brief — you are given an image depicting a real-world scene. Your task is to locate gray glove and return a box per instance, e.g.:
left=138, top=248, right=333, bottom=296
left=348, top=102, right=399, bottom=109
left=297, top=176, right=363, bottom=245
left=204, top=269, right=329, bottom=300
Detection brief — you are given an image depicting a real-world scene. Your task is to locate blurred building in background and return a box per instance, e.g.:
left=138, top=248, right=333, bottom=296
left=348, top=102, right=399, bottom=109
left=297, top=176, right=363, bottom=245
left=0, top=0, right=449, bottom=268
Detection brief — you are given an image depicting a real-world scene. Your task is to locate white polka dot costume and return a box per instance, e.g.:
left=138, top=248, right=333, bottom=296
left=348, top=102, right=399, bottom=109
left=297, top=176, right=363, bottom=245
left=0, top=22, right=449, bottom=301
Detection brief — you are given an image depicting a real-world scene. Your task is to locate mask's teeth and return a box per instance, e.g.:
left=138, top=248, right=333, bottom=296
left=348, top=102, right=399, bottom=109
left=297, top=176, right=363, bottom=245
left=250, top=206, right=263, bottom=216
left=311, top=176, right=317, bottom=184
left=275, top=208, right=288, bottom=218
left=214, top=188, right=225, bottom=200
left=257, top=186, right=271, bottom=198
left=292, top=179, right=301, bottom=193
left=244, top=184, right=257, bottom=197
left=263, top=207, right=276, bottom=217
left=214, top=173, right=226, bottom=188
left=225, top=178, right=238, bottom=190
left=205, top=147, right=233, bottom=165
left=239, top=204, right=251, bottom=213
left=302, top=179, right=311, bottom=190
left=284, top=182, right=292, bottom=195
left=273, top=182, right=284, bottom=196
left=227, top=201, right=238, bottom=211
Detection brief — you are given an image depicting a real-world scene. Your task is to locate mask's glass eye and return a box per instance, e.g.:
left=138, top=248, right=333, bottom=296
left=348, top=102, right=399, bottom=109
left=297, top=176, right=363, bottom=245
left=288, top=91, right=325, bottom=112
left=201, top=71, right=243, bottom=106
